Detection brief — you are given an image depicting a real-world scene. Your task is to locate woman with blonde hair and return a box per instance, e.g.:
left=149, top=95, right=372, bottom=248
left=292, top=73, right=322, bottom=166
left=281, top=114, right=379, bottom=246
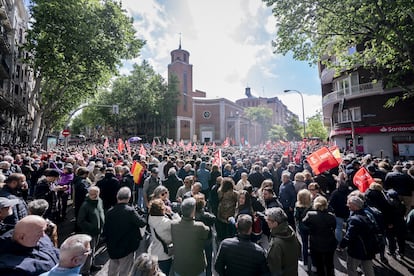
left=129, top=253, right=165, bottom=276
left=293, top=172, right=307, bottom=193
left=303, top=196, right=337, bottom=276
left=294, top=189, right=312, bottom=271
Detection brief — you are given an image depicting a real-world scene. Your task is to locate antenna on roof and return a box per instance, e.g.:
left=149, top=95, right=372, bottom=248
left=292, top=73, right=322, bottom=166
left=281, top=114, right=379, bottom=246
left=178, top=32, right=182, bottom=49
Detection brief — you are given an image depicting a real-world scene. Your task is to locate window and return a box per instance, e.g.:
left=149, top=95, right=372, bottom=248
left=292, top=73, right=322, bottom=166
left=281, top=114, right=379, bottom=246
left=334, top=72, right=359, bottom=96
left=338, top=107, right=361, bottom=123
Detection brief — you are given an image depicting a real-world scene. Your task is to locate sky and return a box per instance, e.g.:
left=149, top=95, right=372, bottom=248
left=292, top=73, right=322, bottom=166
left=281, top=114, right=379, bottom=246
left=121, top=0, right=322, bottom=120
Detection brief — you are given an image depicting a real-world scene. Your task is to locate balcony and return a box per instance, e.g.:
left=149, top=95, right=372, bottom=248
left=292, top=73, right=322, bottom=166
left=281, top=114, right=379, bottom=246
left=0, top=32, right=10, bottom=53
left=0, top=57, right=9, bottom=79
left=322, top=81, right=384, bottom=105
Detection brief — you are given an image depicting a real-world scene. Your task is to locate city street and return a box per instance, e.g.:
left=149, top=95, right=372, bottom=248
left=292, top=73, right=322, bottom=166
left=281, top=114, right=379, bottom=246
left=58, top=203, right=414, bottom=276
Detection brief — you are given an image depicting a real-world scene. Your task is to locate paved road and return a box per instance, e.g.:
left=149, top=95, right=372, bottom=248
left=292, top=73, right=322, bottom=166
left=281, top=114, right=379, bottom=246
left=58, top=205, right=414, bottom=276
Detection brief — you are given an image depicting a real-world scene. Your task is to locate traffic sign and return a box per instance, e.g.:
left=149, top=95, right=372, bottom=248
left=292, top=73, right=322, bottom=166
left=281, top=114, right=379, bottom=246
left=62, top=129, right=70, bottom=137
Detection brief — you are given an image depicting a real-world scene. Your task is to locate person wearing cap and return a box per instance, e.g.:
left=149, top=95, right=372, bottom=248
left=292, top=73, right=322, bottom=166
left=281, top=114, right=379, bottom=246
left=339, top=195, right=377, bottom=276
left=96, top=167, right=120, bottom=212
left=0, top=197, right=18, bottom=235
left=143, top=167, right=162, bottom=210
left=0, top=173, right=29, bottom=226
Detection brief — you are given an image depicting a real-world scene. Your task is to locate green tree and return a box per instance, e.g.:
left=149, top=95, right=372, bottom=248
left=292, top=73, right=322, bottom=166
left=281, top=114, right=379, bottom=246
left=25, top=0, right=144, bottom=144
left=263, top=0, right=414, bottom=103
left=244, top=106, right=273, bottom=142
left=306, top=112, right=328, bottom=140
left=268, top=124, right=287, bottom=141
left=75, top=61, right=179, bottom=140
left=285, top=116, right=302, bottom=140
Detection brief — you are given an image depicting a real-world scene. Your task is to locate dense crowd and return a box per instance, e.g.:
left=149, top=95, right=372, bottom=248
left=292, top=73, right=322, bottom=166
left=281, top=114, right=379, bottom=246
left=0, top=141, right=414, bottom=276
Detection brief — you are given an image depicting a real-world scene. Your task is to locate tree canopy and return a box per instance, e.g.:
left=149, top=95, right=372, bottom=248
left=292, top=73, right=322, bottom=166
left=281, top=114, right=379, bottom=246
left=74, top=61, right=179, bottom=140
left=263, top=0, right=414, bottom=102
left=25, top=0, right=144, bottom=144
left=306, top=111, right=328, bottom=140
left=268, top=124, right=287, bottom=141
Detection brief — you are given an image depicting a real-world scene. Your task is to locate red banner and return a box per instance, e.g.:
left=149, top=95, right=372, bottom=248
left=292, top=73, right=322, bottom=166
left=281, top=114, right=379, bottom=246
left=353, top=167, right=374, bottom=192
left=306, top=147, right=339, bottom=175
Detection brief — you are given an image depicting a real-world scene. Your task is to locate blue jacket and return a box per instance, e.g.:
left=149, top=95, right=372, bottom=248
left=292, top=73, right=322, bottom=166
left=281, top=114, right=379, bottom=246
left=0, top=230, right=59, bottom=275
left=340, top=209, right=378, bottom=260
left=39, top=264, right=82, bottom=276
left=278, top=181, right=296, bottom=209
left=196, top=162, right=211, bottom=191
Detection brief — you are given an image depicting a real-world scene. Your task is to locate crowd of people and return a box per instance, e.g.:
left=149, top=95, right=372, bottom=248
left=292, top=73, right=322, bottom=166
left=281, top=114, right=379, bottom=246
left=0, top=141, right=414, bottom=276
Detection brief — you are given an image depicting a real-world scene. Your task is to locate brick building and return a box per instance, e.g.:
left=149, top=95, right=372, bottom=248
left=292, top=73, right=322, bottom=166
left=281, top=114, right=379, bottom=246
left=168, top=44, right=296, bottom=145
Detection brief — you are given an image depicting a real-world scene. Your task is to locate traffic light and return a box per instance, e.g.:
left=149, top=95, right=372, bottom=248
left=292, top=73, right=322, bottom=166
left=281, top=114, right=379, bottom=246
left=112, top=104, right=119, bottom=114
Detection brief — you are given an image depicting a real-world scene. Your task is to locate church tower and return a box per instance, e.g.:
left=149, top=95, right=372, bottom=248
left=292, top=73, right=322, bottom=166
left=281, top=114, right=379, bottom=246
left=168, top=42, right=194, bottom=141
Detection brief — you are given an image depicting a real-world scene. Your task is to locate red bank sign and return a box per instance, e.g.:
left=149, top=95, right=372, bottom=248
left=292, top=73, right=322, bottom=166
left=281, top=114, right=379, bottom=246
left=330, top=124, right=414, bottom=136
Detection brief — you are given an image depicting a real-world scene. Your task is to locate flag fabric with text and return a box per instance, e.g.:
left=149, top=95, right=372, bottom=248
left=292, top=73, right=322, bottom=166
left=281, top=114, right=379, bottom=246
left=329, top=146, right=343, bottom=164
left=212, top=149, right=222, bottom=168
left=306, top=147, right=339, bottom=175
left=353, top=167, right=375, bottom=193
left=131, top=161, right=144, bottom=184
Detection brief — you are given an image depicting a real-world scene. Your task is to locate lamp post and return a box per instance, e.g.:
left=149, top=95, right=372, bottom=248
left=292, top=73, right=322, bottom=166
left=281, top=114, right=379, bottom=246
left=284, top=89, right=306, bottom=138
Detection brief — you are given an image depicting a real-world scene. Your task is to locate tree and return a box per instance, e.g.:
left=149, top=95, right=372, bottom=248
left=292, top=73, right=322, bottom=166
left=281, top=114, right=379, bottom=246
left=268, top=125, right=287, bottom=141
left=244, top=106, right=273, bottom=142
left=75, top=61, right=179, bottom=140
left=285, top=116, right=302, bottom=140
left=263, top=0, right=414, bottom=103
left=25, top=0, right=144, bottom=145
left=306, top=111, right=328, bottom=140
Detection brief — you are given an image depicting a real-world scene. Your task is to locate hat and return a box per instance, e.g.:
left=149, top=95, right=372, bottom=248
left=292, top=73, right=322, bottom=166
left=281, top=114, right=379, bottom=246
left=44, top=169, right=60, bottom=177
left=0, top=197, right=18, bottom=208
left=151, top=167, right=159, bottom=174
left=352, top=160, right=360, bottom=166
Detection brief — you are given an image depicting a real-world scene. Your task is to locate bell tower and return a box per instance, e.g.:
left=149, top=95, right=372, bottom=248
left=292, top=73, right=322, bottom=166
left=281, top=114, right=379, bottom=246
left=168, top=39, right=194, bottom=141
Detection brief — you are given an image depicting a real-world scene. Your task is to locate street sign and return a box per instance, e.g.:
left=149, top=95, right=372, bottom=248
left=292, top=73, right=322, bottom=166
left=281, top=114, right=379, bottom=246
left=62, top=129, right=70, bottom=137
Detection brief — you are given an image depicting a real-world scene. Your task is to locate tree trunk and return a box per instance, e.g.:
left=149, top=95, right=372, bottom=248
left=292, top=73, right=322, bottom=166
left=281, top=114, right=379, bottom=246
left=30, top=110, right=43, bottom=146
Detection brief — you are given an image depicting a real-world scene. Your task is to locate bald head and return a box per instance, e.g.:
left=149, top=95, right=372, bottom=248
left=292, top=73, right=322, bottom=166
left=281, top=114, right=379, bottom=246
left=59, top=234, right=92, bottom=268
left=13, top=215, right=47, bottom=247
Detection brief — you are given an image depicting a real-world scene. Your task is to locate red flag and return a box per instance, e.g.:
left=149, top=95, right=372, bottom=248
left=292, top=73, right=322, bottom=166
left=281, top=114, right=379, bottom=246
left=192, top=143, right=197, bottom=152
left=212, top=149, right=222, bottom=168
left=179, top=139, right=185, bottom=147
left=202, top=143, right=208, bottom=154
left=329, top=146, right=343, bottom=164
left=131, top=161, right=144, bottom=184
left=117, top=138, right=124, bottom=153
left=222, top=137, right=229, bottom=147
left=231, top=138, right=236, bottom=146
left=294, top=149, right=302, bottom=165
left=91, top=145, right=98, bottom=156
left=306, top=147, right=339, bottom=175
left=103, top=138, right=109, bottom=149
left=353, top=167, right=375, bottom=192
left=212, top=142, right=216, bottom=149
left=139, top=144, right=147, bottom=157
left=283, top=143, right=292, bottom=157
left=186, top=141, right=192, bottom=151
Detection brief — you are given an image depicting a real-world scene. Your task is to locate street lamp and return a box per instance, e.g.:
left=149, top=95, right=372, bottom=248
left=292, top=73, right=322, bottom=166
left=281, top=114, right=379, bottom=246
left=283, top=89, right=306, bottom=138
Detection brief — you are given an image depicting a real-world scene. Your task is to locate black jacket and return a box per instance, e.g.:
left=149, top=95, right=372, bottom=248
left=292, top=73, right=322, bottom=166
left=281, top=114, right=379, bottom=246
left=384, top=171, right=414, bottom=196
left=0, top=230, right=59, bottom=276
left=303, top=210, right=337, bottom=252
left=215, top=234, right=269, bottom=276
left=104, top=203, right=146, bottom=259
left=163, top=174, right=183, bottom=202
left=97, top=173, right=120, bottom=210
left=328, top=186, right=350, bottom=219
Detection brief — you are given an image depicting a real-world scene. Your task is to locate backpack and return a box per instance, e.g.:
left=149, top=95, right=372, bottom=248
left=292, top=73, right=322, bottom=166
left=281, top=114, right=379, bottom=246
left=362, top=206, right=384, bottom=254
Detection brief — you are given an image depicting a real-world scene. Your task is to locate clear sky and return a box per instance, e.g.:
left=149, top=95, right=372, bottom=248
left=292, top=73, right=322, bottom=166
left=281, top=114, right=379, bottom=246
left=122, top=0, right=323, bottom=120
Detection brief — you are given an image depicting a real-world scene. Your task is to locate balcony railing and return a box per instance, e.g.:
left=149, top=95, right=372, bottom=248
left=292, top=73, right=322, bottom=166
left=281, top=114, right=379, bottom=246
left=323, top=81, right=383, bottom=105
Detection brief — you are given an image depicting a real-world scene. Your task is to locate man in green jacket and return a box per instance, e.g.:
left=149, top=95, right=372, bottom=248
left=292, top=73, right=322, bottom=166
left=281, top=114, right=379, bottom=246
left=266, top=207, right=301, bottom=276
left=171, top=197, right=209, bottom=276
left=77, top=186, right=104, bottom=275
